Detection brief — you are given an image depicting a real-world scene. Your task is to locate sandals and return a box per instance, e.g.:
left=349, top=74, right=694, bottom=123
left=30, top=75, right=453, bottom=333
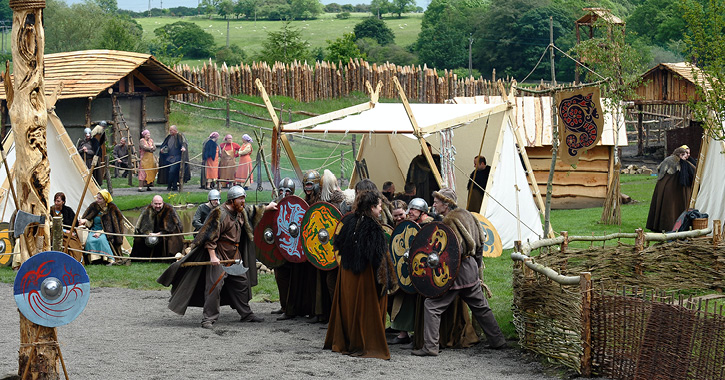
left=138, top=188, right=145, bottom=192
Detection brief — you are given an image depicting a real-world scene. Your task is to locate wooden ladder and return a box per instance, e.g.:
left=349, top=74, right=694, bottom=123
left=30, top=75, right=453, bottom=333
left=111, top=96, right=138, bottom=186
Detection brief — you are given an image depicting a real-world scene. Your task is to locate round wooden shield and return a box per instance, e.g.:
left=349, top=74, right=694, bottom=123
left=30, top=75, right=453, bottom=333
left=389, top=221, right=420, bottom=294
left=471, top=212, right=503, bottom=258
left=301, top=202, right=342, bottom=270
left=0, top=222, right=13, bottom=266
left=408, top=222, right=460, bottom=298
left=254, top=210, right=286, bottom=269
left=14, top=251, right=90, bottom=327
left=275, top=195, right=309, bottom=263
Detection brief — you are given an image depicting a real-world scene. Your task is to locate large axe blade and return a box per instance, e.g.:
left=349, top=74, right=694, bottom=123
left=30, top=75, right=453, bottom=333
left=181, top=258, right=249, bottom=276
left=13, top=210, right=46, bottom=239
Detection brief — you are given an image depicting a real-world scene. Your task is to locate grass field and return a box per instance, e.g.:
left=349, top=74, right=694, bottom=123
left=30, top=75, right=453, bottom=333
left=135, top=13, right=423, bottom=67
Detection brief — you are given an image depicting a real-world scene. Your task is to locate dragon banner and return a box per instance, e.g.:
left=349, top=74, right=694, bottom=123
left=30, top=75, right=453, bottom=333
left=556, top=87, right=604, bottom=166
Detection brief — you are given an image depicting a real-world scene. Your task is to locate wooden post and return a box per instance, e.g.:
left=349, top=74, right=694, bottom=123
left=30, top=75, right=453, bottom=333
left=6, top=1, right=59, bottom=377
left=560, top=231, right=568, bottom=253
left=179, top=158, right=185, bottom=192
left=637, top=104, right=644, bottom=156
left=579, top=272, right=592, bottom=377
left=51, top=216, right=62, bottom=251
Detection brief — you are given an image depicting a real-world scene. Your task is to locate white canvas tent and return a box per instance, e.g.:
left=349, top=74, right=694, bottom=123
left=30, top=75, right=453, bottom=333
left=283, top=101, right=546, bottom=249
left=0, top=111, right=132, bottom=252
left=691, top=121, right=725, bottom=230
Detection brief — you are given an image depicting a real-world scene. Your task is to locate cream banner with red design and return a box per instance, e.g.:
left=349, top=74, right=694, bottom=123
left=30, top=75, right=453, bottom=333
left=556, top=87, right=604, bottom=166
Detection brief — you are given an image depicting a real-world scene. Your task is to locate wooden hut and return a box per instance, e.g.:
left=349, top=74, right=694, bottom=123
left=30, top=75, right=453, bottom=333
left=455, top=95, right=627, bottom=209
left=0, top=50, right=205, bottom=145
left=628, top=62, right=707, bottom=157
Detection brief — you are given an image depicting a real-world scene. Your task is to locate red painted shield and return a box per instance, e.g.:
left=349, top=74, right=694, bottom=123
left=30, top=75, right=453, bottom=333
left=301, top=202, right=342, bottom=270
left=389, top=220, right=420, bottom=294
left=275, top=195, right=309, bottom=263
left=408, top=222, right=460, bottom=298
left=254, top=210, right=286, bottom=269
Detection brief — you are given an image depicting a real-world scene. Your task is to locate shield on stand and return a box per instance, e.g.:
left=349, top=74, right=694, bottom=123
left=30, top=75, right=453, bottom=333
left=254, top=210, right=286, bottom=268
left=471, top=212, right=503, bottom=258
left=301, top=202, right=341, bottom=270
left=275, top=195, right=309, bottom=263
left=408, top=222, right=460, bottom=298
left=389, top=221, right=420, bottom=294
left=14, top=251, right=90, bottom=327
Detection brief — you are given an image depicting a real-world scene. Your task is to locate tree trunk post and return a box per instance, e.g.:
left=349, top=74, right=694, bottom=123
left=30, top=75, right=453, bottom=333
left=6, top=1, right=58, bottom=378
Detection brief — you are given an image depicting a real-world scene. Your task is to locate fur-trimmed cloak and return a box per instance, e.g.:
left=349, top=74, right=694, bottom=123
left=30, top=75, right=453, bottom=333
left=157, top=204, right=264, bottom=315
left=158, top=133, right=191, bottom=185
left=130, top=202, right=184, bottom=258
left=647, top=155, right=693, bottom=232
left=405, top=154, right=441, bottom=205
left=324, top=213, right=395, bottom=359
left=81, top=202, right=125, bottom=253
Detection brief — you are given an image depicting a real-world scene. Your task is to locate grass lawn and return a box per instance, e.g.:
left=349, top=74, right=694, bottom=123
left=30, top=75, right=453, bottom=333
left=135, top=13, right=423, bottom=67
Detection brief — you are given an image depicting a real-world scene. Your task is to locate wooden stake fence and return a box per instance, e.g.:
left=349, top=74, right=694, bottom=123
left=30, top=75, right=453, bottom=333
left=174, top=59, right=520, bottom=104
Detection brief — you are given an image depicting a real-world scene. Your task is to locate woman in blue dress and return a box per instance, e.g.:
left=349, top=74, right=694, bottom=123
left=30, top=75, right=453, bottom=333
left=79, top=190, right=125, bottom=265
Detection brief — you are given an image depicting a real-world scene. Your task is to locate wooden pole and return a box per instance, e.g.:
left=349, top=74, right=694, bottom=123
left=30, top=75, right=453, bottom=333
left=7, top=1, right=60, bottom=378
left=543, top=16, right=558, bottom=238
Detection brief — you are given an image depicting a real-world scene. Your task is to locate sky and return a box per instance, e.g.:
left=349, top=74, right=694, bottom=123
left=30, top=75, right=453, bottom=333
left=61, top=0, right=391, bottom=12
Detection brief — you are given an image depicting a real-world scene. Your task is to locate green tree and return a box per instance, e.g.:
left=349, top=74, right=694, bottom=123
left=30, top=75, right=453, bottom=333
left=325, top=3, right=342, bottom=13
left=574, top=18, right=648, bottom=225
left=627, top=0, right=685, bottom=46
left=258, top=22, right=310, bottom=63
left=200, top=0, right=220, bottom=18
left=369, top=0, right=391, bottom=18
left=682, top=0, right=725, bottom=140
left=259, top=0, right=292, bottom=20
left=154, top=21, right=216, bottom=58
left=45, top=0, right=109, bottom=53
left=290, top=0, right=323, bottom=20
left=353, top=17, right=395, bottom=45
left=93, top=0, right=118, bottom=14
left=390, top=0, right=415, bottom=18
left=236, top=0, right=259, bottom=20
left=216, top=43, right=247, bottom=65
left=415, top=0, right=486, bottom=70
left=217, top=0, right=235, bottom=19
left=0, top=0, right=11, bottom=21
left=357, top=37, right=416, bottom=65
left=97, top=17, right=145, bottom=52
left=326, top=32, right=366, bottom=63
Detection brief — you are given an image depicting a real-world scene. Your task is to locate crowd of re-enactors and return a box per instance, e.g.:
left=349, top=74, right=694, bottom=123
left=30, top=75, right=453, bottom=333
left=53, top=123, right=509, bottom=360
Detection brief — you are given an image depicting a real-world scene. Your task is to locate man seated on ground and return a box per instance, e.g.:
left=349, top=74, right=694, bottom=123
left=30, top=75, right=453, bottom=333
left=412, top=188, right=507, bottom=356
left=193, top=189, right=221, bottom=231
left=157, top=186, right=277, bottom=329
left=131, top=195, right=185, bottom=258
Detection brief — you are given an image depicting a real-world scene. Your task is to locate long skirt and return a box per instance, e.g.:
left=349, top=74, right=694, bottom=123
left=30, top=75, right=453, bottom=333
left=235, top=153, right=253, bottom=185
left=219, top=149, right=236, bottom=184
left=85, top=232, right=114, bottom=264
left=205, top=155, right=219, bottom=180
left=646, top=173, right=692, bottom=232
left=139, top=151, right=157, bottom=184
left=324, top=265, right=390, bottom=359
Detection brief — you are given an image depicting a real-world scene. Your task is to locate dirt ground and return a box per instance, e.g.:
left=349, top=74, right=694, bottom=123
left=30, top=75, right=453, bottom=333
left=0, top=283, right=592, bottom=380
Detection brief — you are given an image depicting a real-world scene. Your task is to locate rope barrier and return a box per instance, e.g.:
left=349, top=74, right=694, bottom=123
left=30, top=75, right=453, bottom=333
left=66, top=247, right=179, bottom=262
left=64, top=224, right=197, bottom=238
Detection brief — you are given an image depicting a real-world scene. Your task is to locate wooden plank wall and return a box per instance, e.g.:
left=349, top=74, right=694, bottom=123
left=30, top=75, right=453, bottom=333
left=635, top=68, right=701, bottom=103
left=173, top=59, right=515, bottom=104
left=527, top=145, right=611, bottom=209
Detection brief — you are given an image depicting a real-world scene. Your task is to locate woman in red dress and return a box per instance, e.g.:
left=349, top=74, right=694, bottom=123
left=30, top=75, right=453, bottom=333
left=218, top=134, right=240, bottom=188
left=235, top=134, right=254, bottom=188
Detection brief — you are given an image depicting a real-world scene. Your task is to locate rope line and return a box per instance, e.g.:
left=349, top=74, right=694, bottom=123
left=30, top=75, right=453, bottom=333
left=65, top=224, right=197, bottom=238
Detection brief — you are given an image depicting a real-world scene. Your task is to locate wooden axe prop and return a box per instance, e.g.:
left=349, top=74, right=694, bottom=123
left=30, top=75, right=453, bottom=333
left=181, top=259, right=249, bottom=295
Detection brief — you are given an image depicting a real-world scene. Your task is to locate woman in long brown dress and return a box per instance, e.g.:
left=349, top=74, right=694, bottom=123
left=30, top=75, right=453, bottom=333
left=138, top=129, right=157, bottom=192
left=646, top=147, right=694, bottom=232
left=235, top=134, right=254, bottom=187
left=324, top=190, right=395, bottom=359
left=218, top=134, right=240, bottom=188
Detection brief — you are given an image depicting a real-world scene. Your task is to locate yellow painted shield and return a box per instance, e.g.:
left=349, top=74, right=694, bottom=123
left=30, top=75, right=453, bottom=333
left=471, top=212, right=503, bottom=258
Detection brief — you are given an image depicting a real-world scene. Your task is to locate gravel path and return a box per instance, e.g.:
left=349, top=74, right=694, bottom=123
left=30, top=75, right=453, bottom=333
left=1, top=284, right=576, bottom=380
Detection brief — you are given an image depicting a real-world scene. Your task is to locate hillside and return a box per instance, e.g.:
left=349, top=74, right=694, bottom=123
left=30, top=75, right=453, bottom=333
left=135, top=13, right=422, bottom=67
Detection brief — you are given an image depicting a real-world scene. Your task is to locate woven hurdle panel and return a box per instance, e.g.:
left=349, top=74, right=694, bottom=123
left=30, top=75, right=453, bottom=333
left=512, top=263, right=583, bottom=372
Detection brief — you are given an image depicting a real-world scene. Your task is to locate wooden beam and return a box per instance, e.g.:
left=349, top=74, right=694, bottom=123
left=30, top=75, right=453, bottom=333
left=280, top=133, right=303, bottom=182
left=689, top=132, right=710, bottom=208
left=255, top=78, right=280, bottom=129
left=392, top=76, right=443, bottom=188
left=282, top=102, right=373, bottom=132
left=132, top=70, right=163, bottom=92
left=423, top=103, right=509, bottom=134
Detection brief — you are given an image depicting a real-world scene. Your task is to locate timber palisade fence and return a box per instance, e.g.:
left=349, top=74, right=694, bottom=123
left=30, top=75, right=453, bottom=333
left=173, top=59, right=517, bottom=104
left=511, top=224, right=725, bottom=379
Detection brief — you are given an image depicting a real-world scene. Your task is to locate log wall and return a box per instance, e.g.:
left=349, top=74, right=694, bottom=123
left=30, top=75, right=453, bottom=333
left=173, top=59, right=514, bottom=104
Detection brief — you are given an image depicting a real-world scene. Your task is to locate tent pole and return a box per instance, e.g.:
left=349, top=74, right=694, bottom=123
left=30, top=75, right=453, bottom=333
left=689, top=130, right=710, bottom=208
left=392, top=77, right=443, bottom=188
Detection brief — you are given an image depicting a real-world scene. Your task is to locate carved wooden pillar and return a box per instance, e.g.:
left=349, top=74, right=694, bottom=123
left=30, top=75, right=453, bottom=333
left=6, top=1, right=57, bottom=378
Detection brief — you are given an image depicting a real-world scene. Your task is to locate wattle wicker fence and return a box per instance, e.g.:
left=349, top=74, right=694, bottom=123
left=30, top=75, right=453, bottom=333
left=512, top=225, right=725, bottom=379
left=173, top=59, right=515, bottom=104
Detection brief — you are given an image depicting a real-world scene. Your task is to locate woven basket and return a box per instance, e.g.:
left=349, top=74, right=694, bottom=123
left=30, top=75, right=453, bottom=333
left=692, top=218, right=708, bottom=230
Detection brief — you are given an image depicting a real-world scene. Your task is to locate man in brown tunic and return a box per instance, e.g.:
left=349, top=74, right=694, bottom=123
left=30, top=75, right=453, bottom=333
left=157, top=186, right=277, bottom=328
